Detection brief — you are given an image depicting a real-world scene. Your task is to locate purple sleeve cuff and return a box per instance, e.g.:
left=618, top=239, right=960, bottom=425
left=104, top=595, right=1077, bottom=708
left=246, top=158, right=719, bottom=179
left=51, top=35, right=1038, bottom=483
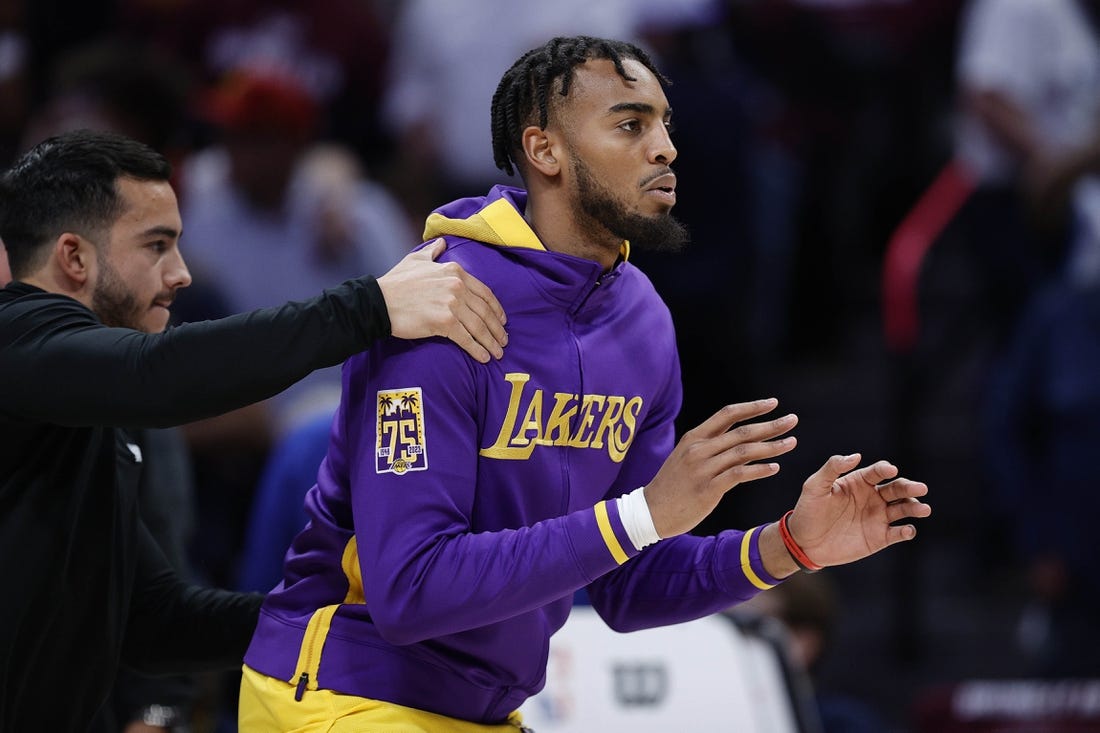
left=602, top=498, right=640, bottom=561
left=565, top=500, right=641, bottom=581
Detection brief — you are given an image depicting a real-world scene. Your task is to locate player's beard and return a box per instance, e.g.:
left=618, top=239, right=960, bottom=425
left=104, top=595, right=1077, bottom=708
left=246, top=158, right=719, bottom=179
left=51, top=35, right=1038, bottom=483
left=92, top=255, right=146, bottom=331
left=572, top=156, right=689, bottom=254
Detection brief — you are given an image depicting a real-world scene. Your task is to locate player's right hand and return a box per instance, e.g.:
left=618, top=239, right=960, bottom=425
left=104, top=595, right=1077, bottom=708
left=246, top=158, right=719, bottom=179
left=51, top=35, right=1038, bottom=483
left=643, top=399, right=797, bottom=538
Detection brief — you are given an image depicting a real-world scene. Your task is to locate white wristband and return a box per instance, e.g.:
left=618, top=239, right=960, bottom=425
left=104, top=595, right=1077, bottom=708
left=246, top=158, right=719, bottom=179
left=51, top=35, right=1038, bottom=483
left=616, top=486, right=661, bottom=550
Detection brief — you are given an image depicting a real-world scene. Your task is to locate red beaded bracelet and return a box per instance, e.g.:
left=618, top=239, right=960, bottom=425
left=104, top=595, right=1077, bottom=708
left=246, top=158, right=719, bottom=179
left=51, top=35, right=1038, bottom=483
left=778, top=510, right=823, bottom=573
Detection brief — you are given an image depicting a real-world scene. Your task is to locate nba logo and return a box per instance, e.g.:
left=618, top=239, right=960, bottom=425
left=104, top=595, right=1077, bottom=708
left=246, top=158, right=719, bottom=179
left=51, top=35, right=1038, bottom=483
left=376, top=387, right=428, bottom=475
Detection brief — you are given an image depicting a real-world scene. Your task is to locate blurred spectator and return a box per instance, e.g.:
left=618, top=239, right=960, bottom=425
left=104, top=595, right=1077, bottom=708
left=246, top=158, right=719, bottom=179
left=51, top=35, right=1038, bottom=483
left=179, top=69, right=415, bottom=433
left=236, top=410, right=333, bottom=595
left=649, top=0, right=958, bottom=538
left=114, top=0, right=392, bottom=165
left=733, top=572, right=888, bottom=733
left=0, top=0, right=29, bottom=168
left=18, top=39, right=193, bottom=168
left=982, top=280, right=1100, bottom=678
left=955, top=0, right=1100, bottom=658
left=379, top=0, right=720, bottom=225
left=707, top=0, right=958, bottom=365
left=954, top=0, right=1100, bottom=338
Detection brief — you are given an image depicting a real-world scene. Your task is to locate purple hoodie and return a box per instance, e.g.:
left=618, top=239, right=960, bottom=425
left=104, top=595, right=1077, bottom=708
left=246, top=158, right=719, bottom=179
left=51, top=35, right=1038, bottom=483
left=243, top=186, right=784, bottom=723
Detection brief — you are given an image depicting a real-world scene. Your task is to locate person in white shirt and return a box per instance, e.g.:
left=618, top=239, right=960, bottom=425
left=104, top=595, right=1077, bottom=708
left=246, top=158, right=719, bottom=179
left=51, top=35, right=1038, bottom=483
left=955, top=0, right=1100, bottom=297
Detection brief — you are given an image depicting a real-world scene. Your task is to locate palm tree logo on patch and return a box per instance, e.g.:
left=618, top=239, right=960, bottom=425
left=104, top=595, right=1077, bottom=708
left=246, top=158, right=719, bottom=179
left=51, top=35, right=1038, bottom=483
left=375, top=387, right=428, bottom=475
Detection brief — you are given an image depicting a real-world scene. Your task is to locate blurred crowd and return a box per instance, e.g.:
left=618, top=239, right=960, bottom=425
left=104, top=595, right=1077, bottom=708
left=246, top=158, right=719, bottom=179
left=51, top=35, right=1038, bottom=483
left=2, top=0, right=1098, bottom=731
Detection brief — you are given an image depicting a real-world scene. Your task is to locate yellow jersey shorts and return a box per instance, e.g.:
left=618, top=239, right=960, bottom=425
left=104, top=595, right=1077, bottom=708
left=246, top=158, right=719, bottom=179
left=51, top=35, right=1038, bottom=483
left=239, top=665, right=530, bottom=733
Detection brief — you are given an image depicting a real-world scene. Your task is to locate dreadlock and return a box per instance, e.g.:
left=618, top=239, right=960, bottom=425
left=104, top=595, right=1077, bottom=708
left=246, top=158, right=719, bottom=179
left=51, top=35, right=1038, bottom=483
left=490, top=35, right=670, bottom=177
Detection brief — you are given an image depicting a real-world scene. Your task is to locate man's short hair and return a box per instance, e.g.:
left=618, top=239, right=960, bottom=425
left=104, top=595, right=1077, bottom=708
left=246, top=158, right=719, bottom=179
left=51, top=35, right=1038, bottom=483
left=0, top=129, right=172, bottom=278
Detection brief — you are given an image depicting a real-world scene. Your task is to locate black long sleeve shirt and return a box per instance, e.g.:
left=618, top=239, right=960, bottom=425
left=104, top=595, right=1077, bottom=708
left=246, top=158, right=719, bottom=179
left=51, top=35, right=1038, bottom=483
left=0, top=278, right=390, bottom=732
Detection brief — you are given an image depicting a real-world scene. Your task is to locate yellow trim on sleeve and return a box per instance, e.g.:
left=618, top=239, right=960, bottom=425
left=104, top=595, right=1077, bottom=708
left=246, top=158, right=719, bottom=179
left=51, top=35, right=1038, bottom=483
left=594, top=501, right=629, bottom=565
left=740, top=526, right=776, bottom=590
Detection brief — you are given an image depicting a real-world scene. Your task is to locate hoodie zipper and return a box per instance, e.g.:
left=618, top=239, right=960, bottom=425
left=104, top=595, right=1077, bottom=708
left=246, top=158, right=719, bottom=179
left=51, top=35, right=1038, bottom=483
left=294, top=672, right=310, bottom=702
left=292, top=604, right=340, bottom=701
left=572, top=267, right=618, bottom=316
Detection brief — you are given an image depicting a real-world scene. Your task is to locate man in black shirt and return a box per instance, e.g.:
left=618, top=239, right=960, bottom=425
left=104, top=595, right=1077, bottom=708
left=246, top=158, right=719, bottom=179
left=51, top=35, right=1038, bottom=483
left=0, top=129, right=508, bottom=732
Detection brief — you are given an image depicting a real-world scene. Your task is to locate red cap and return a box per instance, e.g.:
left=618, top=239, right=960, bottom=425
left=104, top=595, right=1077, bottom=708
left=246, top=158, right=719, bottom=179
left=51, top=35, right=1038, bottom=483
left=200, top=70, right=319, bottom=138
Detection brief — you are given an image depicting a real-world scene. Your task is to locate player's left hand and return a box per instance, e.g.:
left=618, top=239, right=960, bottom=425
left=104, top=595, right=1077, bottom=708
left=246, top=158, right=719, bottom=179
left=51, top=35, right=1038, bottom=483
left=785, top=454, right=931, bottom=568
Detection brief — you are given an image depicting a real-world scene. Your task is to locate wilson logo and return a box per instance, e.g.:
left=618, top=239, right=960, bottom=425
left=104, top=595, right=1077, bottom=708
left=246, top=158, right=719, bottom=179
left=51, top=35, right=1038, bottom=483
left=613, top=663, right=668, bottom=706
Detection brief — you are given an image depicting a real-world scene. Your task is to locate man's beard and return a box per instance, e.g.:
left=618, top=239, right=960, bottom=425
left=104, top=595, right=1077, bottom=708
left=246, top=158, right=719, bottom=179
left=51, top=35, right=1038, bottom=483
left=92, top=255, right=146, bottom=331
left=572, top=156, right=689, bottom=254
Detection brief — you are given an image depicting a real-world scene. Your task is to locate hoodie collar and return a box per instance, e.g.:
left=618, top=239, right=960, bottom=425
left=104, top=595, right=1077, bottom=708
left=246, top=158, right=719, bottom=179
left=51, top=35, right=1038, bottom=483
left=423, top=185, right=631, bottom=261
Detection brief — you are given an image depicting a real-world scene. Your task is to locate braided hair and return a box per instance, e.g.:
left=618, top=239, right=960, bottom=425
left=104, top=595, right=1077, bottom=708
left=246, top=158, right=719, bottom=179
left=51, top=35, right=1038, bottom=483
left=490, top=35, right=670, bottom=177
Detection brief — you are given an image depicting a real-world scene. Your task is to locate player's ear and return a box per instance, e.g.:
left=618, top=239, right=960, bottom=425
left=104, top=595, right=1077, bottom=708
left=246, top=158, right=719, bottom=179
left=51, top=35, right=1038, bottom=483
left=522, top=126, right=561, bottom=177
left=55, top=233, right=95, bottom=286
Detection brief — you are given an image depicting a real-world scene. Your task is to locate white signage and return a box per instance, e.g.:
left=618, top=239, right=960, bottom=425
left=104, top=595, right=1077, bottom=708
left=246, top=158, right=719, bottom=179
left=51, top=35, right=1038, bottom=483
left=520, top=608, right=804, bottom=732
